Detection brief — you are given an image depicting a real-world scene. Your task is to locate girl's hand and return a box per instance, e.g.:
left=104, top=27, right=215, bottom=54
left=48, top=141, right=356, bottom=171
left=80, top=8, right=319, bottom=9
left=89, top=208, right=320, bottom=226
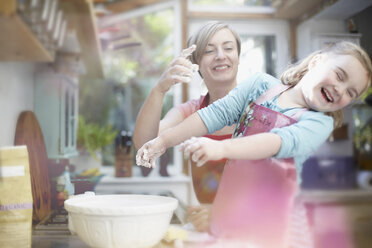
left=186, top=205, right=211, bottom=232
left=135, top=137, right=166, bottom=168
left=180, top=137, right=225, bottom=167
left=156, top=45, right=199, bottom=94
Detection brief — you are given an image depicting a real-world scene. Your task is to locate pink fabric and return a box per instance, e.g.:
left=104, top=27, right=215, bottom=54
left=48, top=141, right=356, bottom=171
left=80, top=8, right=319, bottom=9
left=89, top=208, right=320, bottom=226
left=210, top=85, right=303, bottom=247
left=178, top=94, right=233, bottom=203
left=177, top=95, right=207, bottom=119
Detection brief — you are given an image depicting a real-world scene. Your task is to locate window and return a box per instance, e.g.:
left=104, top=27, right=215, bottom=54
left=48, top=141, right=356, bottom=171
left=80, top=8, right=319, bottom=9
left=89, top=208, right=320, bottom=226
left=81, top=1, right=182, bottom=170
left=238, top=34, right=276, bottom=81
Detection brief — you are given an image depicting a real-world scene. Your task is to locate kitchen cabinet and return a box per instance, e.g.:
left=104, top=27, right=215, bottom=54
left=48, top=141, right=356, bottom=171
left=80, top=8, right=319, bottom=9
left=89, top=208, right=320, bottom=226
left=34, top=66, right=79, bottom=159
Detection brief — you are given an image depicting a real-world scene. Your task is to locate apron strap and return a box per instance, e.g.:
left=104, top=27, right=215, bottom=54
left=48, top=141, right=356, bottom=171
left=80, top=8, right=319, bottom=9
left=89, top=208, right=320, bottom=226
left=291, top=108, right=308, bottom=121
left=255, top=84, right=291, bottom=105
left=255, top=83, right=308, bottom=121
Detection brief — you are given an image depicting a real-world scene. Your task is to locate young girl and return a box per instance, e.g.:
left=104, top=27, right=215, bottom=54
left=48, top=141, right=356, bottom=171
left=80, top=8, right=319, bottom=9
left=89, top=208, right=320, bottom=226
left=136, top=41, right=372, bottom=247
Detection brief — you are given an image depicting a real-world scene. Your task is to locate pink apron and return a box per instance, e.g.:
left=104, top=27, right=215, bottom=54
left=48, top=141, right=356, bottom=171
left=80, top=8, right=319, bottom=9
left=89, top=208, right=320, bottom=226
left=210, top=84, right=307, bottom=247
left=191, top=95, right=232, bottom=204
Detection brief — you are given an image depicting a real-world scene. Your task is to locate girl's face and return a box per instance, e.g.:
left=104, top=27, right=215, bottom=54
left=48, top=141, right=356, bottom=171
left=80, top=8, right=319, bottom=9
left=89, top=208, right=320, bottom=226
left=299, top=54, right=368, bottom=112
left=198, top=28, right=239, bottom=87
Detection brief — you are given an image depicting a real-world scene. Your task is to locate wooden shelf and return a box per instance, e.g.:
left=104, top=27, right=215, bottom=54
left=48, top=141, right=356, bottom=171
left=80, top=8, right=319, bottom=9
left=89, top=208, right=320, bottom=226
left=0, top=0, right=103, bottom=79
left=0, top=9, right=54, bottom=61
left=60, top=0, right=104, bottom=79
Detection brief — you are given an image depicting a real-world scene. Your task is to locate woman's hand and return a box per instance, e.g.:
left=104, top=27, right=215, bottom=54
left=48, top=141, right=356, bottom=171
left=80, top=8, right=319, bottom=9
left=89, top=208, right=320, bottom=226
left=186, top=205, right=211, bottom=232
left=136, top=137, right=166, bottom=168
left=155, top=45, right=199, bottom=94
left=180, top=137, right=225, bottom=167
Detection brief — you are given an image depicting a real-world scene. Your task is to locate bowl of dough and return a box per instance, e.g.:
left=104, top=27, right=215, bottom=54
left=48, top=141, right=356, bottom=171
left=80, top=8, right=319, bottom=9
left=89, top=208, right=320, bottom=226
left=64, top=192, right=178, bottom=248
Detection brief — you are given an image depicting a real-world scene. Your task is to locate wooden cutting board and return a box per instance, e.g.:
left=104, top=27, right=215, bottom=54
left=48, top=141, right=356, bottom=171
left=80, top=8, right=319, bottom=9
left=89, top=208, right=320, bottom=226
left=14, top=111, right=51, bottom=222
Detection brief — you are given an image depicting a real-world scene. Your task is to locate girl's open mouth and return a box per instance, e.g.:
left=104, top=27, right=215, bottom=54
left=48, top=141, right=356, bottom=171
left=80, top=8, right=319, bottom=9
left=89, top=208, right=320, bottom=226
left=321, top=88, right=334, bottom=102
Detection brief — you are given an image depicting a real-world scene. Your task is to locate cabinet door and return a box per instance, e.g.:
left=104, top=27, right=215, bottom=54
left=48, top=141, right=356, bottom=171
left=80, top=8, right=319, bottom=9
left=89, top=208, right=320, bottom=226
left=34, top=69, right=78, bottom=159
left=59, top=75, right=79, bottom=157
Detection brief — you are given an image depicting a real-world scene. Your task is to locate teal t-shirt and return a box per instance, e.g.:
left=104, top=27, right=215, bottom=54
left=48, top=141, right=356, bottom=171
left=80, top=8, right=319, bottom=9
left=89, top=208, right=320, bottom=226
left=197, top=72, right=334, bottom=182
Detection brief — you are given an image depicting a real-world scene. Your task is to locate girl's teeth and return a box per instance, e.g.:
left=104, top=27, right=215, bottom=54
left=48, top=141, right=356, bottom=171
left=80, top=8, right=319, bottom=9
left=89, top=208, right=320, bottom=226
left=324, top=89, right=333, bottom=102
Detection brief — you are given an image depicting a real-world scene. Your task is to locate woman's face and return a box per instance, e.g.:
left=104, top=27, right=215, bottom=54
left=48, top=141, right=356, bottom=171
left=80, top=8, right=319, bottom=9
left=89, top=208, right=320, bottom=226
left=299, top=54, right=368, bottom=112
left=198, top=28, right=239, bottom=87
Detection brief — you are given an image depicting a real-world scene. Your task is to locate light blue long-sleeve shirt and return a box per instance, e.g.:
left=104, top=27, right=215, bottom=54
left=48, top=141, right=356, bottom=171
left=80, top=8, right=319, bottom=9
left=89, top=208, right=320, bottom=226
left=197, top=72, right=334, bottom=180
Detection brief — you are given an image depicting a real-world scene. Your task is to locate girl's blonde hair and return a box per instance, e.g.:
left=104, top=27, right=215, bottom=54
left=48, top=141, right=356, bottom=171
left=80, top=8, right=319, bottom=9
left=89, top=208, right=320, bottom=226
left=187, top=21, right=241, bottom=65
left=281, top=41, right=372, bottom=128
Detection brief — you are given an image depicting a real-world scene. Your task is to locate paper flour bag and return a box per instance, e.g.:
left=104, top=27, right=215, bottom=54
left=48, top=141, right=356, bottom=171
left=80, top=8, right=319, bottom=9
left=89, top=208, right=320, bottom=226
left=0, top=146, right=33, bottom=248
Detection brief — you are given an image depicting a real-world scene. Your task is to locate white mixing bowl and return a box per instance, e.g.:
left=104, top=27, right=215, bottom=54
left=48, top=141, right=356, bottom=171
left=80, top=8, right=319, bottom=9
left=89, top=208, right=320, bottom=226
left=64, top=192, right=178, bottom=248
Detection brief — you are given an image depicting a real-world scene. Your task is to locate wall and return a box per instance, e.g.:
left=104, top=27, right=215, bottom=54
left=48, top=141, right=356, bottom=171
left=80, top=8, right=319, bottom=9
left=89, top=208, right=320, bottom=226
left=0, top=62, right=36, bottom=147
left=297, top=19, right=346, bottom=60
left=353, top=5, right=372, bottom=58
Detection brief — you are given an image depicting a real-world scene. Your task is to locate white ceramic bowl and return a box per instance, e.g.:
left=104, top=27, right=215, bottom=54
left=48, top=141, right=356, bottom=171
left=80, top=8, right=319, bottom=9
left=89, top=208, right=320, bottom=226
left=64, top=192, right=178, bottom=248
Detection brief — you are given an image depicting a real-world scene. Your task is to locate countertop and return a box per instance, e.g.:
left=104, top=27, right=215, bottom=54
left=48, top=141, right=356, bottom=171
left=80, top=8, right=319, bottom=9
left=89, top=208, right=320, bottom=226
left=31, top=232, right=259, bottom=248
left=32, top=189, right=372, bottom=247
left=32, top=234, right=89, bottom=248
left=32, top=234, right=175, bottom=248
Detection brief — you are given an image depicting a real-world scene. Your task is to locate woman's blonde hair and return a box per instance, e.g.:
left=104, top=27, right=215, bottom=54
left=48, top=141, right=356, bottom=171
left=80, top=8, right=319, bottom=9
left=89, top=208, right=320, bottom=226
left=187, top=21, right=241, bottom=65
left=281, top=41, right=372, bottom=128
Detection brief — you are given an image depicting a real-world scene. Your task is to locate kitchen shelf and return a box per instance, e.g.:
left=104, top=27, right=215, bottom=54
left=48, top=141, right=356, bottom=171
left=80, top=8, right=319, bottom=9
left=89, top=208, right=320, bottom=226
left=0, top=5, right=54, bottom=61
left=0, top=0, right=104, bottom=78
left=60, top=0, right=104, bottom=79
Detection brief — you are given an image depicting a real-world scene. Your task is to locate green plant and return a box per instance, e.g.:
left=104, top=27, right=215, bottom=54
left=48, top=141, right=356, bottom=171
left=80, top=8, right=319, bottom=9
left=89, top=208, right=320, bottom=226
left=77, top=115, right=118, bottom=160
left=361, top=86, right=372, bottom=102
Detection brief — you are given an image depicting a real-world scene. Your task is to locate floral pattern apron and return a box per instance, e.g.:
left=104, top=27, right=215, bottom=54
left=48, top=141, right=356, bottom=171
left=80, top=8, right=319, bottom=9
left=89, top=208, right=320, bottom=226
left=210, top=84, right=309, bottom=248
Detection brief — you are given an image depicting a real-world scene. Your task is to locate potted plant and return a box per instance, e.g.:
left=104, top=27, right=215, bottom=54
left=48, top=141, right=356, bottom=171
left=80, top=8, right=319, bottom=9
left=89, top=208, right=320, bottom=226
left=352, top=87, right=372, bottom=170
left=76, top=115, right=118, bottom=161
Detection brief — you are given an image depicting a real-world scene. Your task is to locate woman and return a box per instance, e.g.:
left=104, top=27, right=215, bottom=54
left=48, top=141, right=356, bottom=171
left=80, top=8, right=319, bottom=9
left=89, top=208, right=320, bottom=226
left=133, top=21, right=241, bottom=231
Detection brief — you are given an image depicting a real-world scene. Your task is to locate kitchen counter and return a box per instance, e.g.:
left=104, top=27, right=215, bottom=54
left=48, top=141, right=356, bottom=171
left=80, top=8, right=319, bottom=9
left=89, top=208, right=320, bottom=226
left=32, top=234, right=89, bottom=248
left=31, top=231, right=261, bottom=248
left=32, top=234, right=175, bottom=248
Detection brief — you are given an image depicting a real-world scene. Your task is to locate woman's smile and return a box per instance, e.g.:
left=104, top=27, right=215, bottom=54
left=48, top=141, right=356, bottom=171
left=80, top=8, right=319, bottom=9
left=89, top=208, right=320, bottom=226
left=199, top=28, right=239, bottom=86
left=213, top=64, right=230, bottom=72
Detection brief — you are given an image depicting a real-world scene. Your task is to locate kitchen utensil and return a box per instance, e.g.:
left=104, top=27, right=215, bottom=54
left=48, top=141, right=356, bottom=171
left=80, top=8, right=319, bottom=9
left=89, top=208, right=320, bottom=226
left=115, top=130, right=133, bottom=177
left=64, top=192, right=178, bottom=248
left=14, top=111, right=52, bottom=222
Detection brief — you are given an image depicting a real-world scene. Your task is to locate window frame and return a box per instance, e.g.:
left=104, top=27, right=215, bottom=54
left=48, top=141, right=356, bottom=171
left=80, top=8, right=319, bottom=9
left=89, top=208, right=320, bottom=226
left=99, top=0, right=183, bottom=175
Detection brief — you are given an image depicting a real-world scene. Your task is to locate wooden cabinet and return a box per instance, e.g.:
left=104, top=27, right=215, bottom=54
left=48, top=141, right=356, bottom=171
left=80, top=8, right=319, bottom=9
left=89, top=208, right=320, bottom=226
left=34, top=66, right=79, bottom=159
